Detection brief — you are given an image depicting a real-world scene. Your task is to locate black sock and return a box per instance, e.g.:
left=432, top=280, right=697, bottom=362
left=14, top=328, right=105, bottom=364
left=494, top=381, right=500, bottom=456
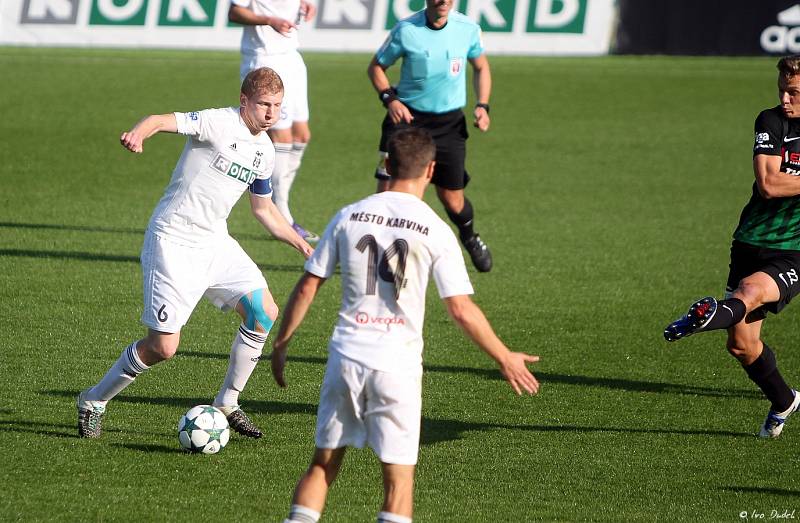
left=445, top=198, right=475, bottom=242
left=704, top=298, right=746, bottom=330
left=743, top=344, right=795, bottom=412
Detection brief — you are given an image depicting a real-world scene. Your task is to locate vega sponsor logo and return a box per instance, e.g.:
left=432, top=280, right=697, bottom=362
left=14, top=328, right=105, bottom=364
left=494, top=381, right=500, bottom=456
left=211, top=153, right=257, bottom=185
left=354, top=311, right=406, bottom=326
left=761, top=4, right=800, bottom=53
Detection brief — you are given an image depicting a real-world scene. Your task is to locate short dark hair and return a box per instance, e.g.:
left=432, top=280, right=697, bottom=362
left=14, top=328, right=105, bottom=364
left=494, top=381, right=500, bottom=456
left=778, top=55, right=800, bottom=80
left=241, top=67, right=284, bottom=97
left=386, top=128, right=436, bottom=180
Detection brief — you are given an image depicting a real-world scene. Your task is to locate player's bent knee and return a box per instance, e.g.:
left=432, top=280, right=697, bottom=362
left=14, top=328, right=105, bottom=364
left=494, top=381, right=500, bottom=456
left=140, top=336, right=180, bottom=362
left=736, top=277, right=775, bottom=309
left=238, top=289, right=277, bottom=333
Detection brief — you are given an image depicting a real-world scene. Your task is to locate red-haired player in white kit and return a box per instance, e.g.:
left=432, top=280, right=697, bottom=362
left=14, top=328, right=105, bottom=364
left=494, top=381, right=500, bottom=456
left=77, top=68, right=313, bottom=441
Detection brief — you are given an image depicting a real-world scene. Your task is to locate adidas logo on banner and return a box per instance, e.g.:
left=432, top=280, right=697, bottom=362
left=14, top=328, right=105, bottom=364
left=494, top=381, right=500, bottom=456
left=762, top=4, right=800, bottom=53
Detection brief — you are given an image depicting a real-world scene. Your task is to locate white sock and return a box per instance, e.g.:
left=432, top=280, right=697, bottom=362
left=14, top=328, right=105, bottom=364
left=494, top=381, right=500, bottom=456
left=88, top=342, right=149, bottom=402
left=214, top=325, right=267, bottom=407
left=272, top=142, right=294, bottom=224
left=286, top=142, right=307, bottom=189
left=286, top=505, right=320, bottom=523
left=377, top=512, right=411, bottom=523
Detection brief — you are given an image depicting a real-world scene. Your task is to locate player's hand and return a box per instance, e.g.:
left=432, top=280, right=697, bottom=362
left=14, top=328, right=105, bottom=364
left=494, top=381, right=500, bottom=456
left=498, top=352, right=540, bottom=395
left=269, top=16, right=295, bottom=35
left=292, top=231, right=314, bottom=258
left=270, top=343, right=289, bottom=388
left=120, top=131, right=145, bottom=153
left=473, top=106, right=490, bottom=132
left=387, top=100, right=413, bottom=124
left=299, top=0, right=316, bottom=20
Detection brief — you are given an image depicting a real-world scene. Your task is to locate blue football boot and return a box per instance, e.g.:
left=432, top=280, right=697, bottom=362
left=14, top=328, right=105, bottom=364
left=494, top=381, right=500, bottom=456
left=663, top=296, right=717, bottom=342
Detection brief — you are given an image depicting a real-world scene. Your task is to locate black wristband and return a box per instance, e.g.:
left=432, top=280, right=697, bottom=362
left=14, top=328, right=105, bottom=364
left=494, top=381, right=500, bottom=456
left=379, top=88, right=398, bottom=108
left=475, top=102, right=490, bottom=114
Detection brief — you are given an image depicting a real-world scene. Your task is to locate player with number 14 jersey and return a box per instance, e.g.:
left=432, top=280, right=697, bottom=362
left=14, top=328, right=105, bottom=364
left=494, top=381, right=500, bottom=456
left=307, top=191, right=473, bottom=375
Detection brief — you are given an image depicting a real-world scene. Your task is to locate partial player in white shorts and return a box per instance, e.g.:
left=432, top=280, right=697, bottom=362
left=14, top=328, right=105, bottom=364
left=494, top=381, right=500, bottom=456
left=315, top=352, right=423, bottom=465
left=140, top=232, right=268, bottom=333
left=240, top=51, right=318, bottom=242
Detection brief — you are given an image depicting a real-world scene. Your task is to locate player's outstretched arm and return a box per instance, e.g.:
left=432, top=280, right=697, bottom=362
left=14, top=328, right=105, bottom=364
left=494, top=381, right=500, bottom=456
left=249, top=193, right=313, bottom=258
left=120, top=113, right=177, bottom=154
left=367, top=56, right=413, bottom=124
left=443, top=294, right=539, bottom=395
left=469, top=54, right=491, bottom=132
left=753, top=154, right=800, bottom=198
left=271, top=272, right=326, bottom=387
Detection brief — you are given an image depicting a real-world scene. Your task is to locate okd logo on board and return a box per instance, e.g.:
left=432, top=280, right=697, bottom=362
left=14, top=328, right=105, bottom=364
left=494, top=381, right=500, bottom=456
left=20, top=0, right=589, bottom=34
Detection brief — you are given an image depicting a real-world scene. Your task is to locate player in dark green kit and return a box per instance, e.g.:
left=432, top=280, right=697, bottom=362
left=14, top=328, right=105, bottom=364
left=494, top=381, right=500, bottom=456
left=664, top=55, right=800, bottom=438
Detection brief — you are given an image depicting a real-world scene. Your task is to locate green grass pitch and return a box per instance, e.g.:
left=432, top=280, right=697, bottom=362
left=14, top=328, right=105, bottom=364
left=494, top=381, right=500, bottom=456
left=1, top=48, right=799, bottom=521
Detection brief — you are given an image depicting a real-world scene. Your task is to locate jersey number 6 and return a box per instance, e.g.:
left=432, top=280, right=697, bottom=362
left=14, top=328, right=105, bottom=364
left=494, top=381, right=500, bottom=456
left=356, top=234, right=409, bottom=299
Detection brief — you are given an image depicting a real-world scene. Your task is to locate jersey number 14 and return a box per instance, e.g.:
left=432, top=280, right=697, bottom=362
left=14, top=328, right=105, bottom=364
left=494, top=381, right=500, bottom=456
left=356, top=234, right=408, bottom=299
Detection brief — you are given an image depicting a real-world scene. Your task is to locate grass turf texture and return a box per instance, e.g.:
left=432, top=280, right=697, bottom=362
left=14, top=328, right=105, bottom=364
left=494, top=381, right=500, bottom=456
left=1, top=48, right=799, bottom=521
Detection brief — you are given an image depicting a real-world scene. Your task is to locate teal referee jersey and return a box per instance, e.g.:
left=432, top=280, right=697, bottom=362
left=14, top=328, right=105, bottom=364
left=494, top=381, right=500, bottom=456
left=376, top=10, right=484, bottom=114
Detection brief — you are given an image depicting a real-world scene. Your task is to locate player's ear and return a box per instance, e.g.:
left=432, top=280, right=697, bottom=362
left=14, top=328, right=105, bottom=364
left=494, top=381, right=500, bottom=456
left=239, top=92, right=247, bottom=107
left=424, top=161, right=435, bottom=182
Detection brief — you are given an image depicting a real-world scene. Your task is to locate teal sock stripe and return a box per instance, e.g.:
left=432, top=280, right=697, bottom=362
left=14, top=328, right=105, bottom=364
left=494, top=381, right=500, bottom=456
left=239, top=289, right=274, bottom=332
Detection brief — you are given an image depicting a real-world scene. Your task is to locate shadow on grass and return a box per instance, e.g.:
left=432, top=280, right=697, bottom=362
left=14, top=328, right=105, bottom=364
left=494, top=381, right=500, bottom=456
left=420, top=417, right=753, bottom=445
left=426, top=364, right=761, bottom=399
left=0, top=418, right=172, bottom=439
left=0, top=249, right=303, bottom=273
left=43, top=390, right=316, bottom=416
left=0, top=220, right=276, bottom=242
left=0, top=419, right=77, bottom=439
left=182, top=351, right=758, bottom=399
left=719, top=486, right=800, bottom=497
left=181, top=351, right=326, bottom=364
left=113, top=442, right=185, bottom=454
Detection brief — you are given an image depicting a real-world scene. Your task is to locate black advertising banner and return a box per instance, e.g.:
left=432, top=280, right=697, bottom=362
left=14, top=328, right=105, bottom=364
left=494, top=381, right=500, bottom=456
left=615, top=0, right=800, bottom=55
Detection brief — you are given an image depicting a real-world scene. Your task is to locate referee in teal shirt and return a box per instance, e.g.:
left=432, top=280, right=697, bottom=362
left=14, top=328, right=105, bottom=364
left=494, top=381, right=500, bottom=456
left=368, top=0, right=493, bottom=272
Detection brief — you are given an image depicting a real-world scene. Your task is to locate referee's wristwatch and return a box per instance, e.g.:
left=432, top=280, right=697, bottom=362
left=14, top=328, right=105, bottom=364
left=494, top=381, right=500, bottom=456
left=475, top=103, right=490, bottom=114
left=379, top=88, right=399, bottom=107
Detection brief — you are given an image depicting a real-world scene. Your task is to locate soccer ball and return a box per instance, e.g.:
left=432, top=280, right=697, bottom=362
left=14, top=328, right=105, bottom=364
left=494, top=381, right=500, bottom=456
left=178, top=405, right=230, bottom=454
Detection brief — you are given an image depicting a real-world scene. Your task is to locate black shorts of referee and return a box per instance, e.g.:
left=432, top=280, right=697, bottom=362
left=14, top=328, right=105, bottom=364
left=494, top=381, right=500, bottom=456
left=377, top=108, right=470, bottom=190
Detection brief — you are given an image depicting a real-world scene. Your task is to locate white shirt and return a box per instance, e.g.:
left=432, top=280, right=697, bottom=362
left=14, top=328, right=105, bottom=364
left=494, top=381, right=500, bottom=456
left=305, top=191, right=474, bottom=375
left=147, top=107, right=275, bottom=246
left=232, top=0, right=301, bottom=57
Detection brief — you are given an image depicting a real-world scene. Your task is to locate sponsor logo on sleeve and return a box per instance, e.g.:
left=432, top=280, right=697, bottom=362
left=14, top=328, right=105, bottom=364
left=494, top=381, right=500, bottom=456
left=754, top=131, right=773, bottom=150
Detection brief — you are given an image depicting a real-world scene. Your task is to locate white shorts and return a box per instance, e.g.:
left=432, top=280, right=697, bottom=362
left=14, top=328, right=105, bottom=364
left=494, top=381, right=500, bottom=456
left=240, top=51, right=309, bottom=130
left=140, top=231, right=268, bottom=333
left=315, top=351, right=422, bottom=465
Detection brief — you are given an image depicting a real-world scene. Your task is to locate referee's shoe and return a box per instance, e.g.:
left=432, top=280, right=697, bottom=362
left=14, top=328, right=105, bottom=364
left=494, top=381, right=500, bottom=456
left=463, top=234, right=492, bottom=272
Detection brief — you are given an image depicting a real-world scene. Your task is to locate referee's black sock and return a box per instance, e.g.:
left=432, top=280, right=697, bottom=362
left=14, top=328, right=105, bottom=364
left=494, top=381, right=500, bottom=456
left=446, top=198, right=475, bottom=243
left=704, top=298, right=746, bottom=330
left=743, top=343, right=795, bottom=412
